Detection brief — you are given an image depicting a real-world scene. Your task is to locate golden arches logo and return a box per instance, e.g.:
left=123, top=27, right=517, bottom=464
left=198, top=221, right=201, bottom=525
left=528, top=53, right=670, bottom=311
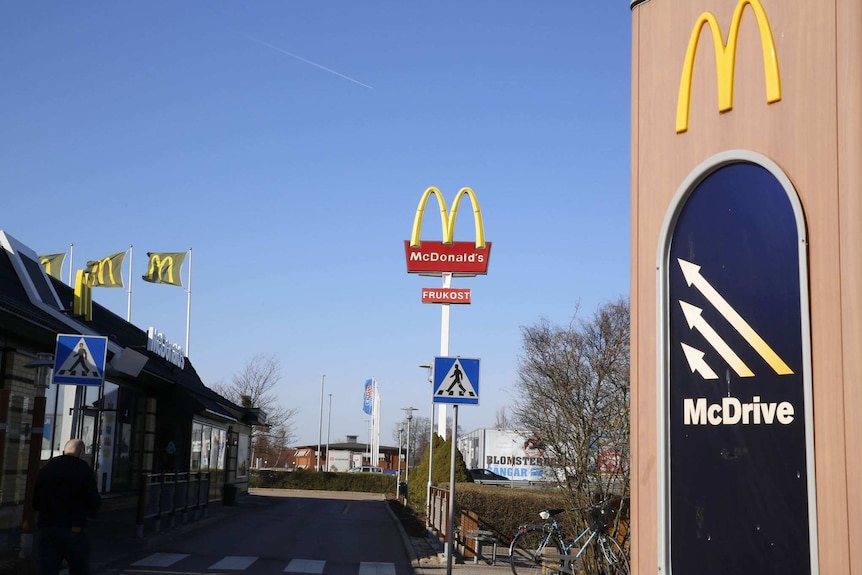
left=86, top=252, right=125, bottom=288
left=73, top=270, right=93, bottom=320
left=142, top=252, right=186, bottom=286
left=410, top=187, right=486, bottom=248
left=676, top=0, right=781, bottom=134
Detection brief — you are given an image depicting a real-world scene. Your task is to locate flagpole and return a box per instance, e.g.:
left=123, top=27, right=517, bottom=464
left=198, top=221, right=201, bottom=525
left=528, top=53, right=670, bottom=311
left=185, top=248, right=192, bottom=357
left=127, top=245, right=133, bottom=322
left=68, top=243, right=74, bottom=286
left=372, top=380, right=379, bottom=465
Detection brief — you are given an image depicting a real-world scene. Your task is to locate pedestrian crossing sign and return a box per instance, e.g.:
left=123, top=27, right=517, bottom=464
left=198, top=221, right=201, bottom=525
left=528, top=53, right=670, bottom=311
left=433, top=356, right=480, bottom=405
left=53, top=334, right=108, bottom=386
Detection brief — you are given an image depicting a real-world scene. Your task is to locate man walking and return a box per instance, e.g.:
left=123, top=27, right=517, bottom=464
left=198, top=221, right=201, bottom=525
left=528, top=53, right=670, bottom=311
left=33, top=438, right=102, bottom=575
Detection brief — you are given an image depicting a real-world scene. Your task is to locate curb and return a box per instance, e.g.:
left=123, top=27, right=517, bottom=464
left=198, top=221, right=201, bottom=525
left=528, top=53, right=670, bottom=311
left=383, top=503, right=447, bottom=574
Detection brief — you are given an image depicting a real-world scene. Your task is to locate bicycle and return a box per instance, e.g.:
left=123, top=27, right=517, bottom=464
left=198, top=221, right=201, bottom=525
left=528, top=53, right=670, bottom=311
left=509, top=502, right=630, bottom=575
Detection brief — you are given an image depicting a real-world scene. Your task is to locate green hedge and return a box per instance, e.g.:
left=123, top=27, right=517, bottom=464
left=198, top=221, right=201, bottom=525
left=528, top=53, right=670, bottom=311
left=455, top=483, right=571, bottom=541
left=250, top=468, right=397, bottom=494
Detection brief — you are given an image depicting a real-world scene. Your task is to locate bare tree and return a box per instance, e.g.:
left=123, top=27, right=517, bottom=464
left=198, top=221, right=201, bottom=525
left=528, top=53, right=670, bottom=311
left=493, top=407, right=510, bottom=429
left=511, top=298, right=631, bottom=563
left=391, top=416, right=429, bottom=466
left=391, top=415, right=463, bottom=470
left=213, top=353, right=299, bottom=465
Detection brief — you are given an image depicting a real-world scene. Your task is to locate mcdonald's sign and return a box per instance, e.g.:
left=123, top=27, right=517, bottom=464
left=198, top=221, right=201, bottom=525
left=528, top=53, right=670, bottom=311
left=73, top=270, right=93, bottom=321
left=404, top=187, right=491, bottom=276
left=676, top=0, right=782, bottom=134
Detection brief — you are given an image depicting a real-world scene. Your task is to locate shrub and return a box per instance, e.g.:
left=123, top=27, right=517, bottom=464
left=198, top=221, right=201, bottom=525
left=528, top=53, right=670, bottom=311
left=250, top=468, right=397, bottom=494
left=407, top=433, right=471, bottom=509
left=455, top=483, right=570, bottom=540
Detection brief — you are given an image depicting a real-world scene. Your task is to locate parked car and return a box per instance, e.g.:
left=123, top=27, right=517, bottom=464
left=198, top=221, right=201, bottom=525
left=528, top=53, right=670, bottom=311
left=469, top=468, right=510, bottom=482
left=348, top=466, right=384, bottom=473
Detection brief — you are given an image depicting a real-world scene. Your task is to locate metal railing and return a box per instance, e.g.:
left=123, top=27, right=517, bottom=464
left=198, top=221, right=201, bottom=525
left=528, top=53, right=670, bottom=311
left=428, top=485, right=450, bottom=541
left=136, top=471, right=211, bottom=538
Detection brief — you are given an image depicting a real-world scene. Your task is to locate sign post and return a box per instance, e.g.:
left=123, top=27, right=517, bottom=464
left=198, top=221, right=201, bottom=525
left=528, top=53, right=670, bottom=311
left=433, top=356, right=480, bottom=574
left=404, top=187, right=490, bottom=440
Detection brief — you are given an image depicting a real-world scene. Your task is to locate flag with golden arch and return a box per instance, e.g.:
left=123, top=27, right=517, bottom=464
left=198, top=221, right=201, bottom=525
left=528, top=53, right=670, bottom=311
left=85, top=251, right=126, bottom=287
left=142, top=251, right=187, bottom=286
left=38, top=253, right=66, bottom=280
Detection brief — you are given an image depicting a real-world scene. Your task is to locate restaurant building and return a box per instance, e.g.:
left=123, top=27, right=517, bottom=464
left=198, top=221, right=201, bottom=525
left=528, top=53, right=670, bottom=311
left=0, top=230, right=265, bottom=550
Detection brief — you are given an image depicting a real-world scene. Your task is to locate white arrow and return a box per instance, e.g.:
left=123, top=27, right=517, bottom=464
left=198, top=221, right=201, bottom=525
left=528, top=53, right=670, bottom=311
left=678, top=259, right=793, bottom=375
left=680, top=301, right=754, bottom=377
left=680, top=343, right=719, bottom=379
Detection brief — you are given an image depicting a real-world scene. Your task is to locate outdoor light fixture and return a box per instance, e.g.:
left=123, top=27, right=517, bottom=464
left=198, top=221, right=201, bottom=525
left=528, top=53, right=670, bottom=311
left=25, top=353, right=54, bottom=389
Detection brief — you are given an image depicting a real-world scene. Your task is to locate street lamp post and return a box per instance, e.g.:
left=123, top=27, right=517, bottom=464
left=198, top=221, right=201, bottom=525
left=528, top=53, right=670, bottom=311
left=317, top=374, right=325, bottom=471
left=401, top=407, right=417, bottom=487
left=420, top=363, right=434, bottom=527
left=397, top=424, right=404, bottom=497
left=325, top=393, right=332, bottom=472
left=21, top=352, right=53, bottom=558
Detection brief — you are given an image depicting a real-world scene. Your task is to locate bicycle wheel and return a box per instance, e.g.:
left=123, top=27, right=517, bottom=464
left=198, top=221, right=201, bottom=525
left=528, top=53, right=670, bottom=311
left=509, top=528, right=558, bottom=575
left=597, top=535, right=630, bottom=575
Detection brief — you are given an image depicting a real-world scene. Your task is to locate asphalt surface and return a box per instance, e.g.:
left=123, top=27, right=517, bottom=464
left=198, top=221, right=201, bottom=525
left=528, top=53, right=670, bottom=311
left=1, top=488, right=511, bottom=575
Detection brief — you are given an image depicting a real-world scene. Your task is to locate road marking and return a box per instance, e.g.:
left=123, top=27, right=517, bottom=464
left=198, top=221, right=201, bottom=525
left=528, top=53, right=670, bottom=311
left=210, top=556, right=258, bottom=570
left=359, top=562, right=397, bottom=575
left=131, top=552, right=189, bottom=567
left=284, top=559, right=326, bottom=573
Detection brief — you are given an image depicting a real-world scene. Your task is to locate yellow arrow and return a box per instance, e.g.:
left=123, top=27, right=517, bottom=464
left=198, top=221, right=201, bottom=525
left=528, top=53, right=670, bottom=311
left=678, top=259, right=793, bottom=375
left=680, top=342, right=719, bottom=380
left=680, top=301, right=754, bottom=377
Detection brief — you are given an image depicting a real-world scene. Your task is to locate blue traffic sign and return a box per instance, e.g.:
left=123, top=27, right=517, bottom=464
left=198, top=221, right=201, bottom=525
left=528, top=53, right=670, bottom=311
left=433, top=356, right=480, bottom=405
left=53, top=334, right=108, bottom=386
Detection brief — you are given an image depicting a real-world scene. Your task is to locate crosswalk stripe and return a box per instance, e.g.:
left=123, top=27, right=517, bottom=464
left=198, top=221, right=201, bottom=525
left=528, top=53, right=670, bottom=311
left=210, top=556, right=258, bottom=570
left=284, top=558, right=326, bottom=573
left=358, top=562, right=397, bottom=575
left=125, top=554, right=396, bottom=574
left=131, top=552, right=189, bottom=567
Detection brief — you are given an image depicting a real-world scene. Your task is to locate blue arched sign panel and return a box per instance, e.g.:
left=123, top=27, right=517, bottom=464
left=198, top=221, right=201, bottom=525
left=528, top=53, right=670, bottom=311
left=659, top=152, right=818, bottom=575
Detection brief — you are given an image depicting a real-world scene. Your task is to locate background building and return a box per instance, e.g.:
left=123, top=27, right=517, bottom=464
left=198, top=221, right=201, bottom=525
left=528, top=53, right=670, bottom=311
left=458, top=428, right=548, bottom=480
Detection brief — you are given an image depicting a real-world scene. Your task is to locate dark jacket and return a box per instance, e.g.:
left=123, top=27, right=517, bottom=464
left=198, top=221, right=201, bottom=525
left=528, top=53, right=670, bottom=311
left=33, top=454, right=102, bottom=528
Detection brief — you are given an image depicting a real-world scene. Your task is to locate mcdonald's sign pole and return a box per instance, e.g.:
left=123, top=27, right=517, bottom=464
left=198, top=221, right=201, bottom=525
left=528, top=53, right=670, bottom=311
left=405, top=187, right=491, bottom=439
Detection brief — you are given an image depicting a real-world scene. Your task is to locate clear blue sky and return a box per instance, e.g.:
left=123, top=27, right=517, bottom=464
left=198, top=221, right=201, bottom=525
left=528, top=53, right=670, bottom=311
left=1, top=2, right=632, bottom=448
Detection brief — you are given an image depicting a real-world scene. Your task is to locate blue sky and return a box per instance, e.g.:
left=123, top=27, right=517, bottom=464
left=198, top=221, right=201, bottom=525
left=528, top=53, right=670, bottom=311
left=1, top=2, right=632, bottom=448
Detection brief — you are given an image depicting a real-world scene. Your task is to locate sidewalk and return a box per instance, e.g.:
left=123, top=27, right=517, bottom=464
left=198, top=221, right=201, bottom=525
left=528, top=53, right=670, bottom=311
left=407, top=532, right=511, bottom=575
left=396, top=521, right=510, bottom=575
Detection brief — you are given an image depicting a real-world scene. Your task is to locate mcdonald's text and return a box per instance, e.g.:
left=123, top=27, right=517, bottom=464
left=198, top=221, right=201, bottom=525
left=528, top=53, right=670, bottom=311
left=404, top=240, right=491, bottom=276
left=147, top=327, right=185, bottom=369
left=422, top=288, right=471, bottom=304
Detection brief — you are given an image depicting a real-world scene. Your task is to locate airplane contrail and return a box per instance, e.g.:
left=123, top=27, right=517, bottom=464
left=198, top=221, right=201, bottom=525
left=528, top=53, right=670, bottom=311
left=238, top=33, right=373, bottom=90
